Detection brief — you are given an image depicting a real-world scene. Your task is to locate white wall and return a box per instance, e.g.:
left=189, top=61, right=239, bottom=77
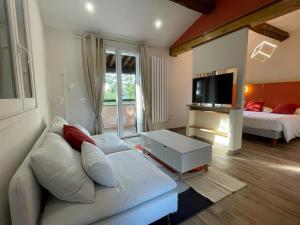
left=192, top=28, right=249, bottom=151
left=246, top=29, right=300, bottom=83
left=148, top=45, right=170, bottom=58
left=0, top=0, right=49, bottom=224
left=44, top=29, right=187, bottom=131
left=45, top=27, right=95, bottom=132
left=146, top=46, right=193, bottom=129
left=168, top=51, right=193, bottom=128
left=193, top=28, right=249, bottom=107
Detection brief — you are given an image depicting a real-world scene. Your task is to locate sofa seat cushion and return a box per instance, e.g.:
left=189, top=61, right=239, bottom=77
left=41, top=150, right=177, bottom=225
left=91, top=133, right=131, bottom=154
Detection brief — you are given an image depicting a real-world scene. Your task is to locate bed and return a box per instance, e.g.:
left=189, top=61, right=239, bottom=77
left=243, top=111, right=300, bottom=144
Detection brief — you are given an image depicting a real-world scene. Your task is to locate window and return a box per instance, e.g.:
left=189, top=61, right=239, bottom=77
left=0, top=0, right=17, bottom=99
left=15, top=0, right=33, bottom=99
left=102, top=48, right=141, bottom=138
left=0, top=0, right=36, bottom=119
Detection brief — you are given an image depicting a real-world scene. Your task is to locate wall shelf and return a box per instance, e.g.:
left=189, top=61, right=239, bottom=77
left=186, top=105, right=243, bottom=152
left=187, top=104, right=240, bottom=114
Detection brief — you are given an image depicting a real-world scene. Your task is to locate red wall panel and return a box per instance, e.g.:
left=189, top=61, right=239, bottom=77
left=244, top=82, right=300, bottom=108
left=171, top=0, right=276, bottom=48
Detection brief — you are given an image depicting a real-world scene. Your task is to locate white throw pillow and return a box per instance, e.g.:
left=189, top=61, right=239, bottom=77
left=294, top=108, right=300, bottom=115
left=48, top=116, right=68, bottom=136
left=81, top=141, right=118, bottom=187
left=74, top=124, right=91, bottom=137
left=30, top=133, right=95, bottom=203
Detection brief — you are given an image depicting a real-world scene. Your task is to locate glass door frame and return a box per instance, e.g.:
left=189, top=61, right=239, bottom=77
left=105, top=46, right=142, bottom=138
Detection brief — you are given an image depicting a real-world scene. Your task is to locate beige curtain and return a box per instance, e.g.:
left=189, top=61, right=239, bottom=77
left=140, top=44, right=153, bottom=131
left=81, top=34, right=105, bottom=134
left=0, top=35, right=2, bottom=82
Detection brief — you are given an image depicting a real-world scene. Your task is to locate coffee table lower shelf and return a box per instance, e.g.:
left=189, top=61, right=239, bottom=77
left=141, top=146, right=211, bottom=180
left=140, top=130, right=212, bottom=180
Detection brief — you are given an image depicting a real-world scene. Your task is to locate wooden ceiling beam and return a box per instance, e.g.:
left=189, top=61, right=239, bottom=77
left=129, top=58, right=135, bottom=68
left=250, top=23, right=289, bottom=41
left=122, top=56, right=131, bottom=67
left=109, top=54, right=115, bottom=67
left=170, top=0, right=300, bottom=56
left=169, top=0, right=216, bottom=15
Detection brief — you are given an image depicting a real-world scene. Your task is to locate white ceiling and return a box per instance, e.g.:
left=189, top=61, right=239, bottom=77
left=248, top=9, right=300, bottom=55
left=247, top=30, right=279, bottom=57
left=268, top=9, right=300, bottom=34
left=37, top=0, right=200, bottom=47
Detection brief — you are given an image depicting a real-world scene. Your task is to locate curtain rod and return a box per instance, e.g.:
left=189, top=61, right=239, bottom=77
left=74, top=32, right=142, bottom=46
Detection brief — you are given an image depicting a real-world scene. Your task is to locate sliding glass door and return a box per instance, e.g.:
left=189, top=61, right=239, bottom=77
left=102, top=50, right=118, bottom=135
left=102, top=49, right=141, bottom=138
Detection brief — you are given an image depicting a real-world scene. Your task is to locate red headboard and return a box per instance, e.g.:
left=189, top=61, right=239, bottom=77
left=245, top=82, right=300, bottom=108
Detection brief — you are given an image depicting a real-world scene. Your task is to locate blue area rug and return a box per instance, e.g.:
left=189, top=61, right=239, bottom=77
left=150, top=187, right=213, bottom=225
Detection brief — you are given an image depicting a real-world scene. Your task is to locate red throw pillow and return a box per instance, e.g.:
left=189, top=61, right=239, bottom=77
left=272, top=104, right=299, bottom=114
left=245, top=101, right=265, bottom=112
left=63, top=124, right=96, bottom=151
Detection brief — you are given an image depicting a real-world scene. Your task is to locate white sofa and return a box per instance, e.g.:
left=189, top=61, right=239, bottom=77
left=9, top=121, right=177, bottom=225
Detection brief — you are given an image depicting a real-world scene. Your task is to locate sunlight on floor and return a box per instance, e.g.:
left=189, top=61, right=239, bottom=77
left=267, top=164, right=300, bottom=173
left=215, top=152, right=300, bottom=174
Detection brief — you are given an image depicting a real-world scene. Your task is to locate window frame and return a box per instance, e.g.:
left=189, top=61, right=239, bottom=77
left=0, top=0, right=37, bottom=120
left=13, top=0, right=37, bottom=109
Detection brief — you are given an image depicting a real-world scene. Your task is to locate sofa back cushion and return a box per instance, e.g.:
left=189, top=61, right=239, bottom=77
left=48, top=116, right=68, bottom=136
left=9, top=127, right=49, bottom=225
left=30, top=133, right=95, bottom=203
left=74, top=124, right=91, bottom=137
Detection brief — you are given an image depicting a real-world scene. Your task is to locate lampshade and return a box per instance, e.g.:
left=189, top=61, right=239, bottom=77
left=251, top=41, right=277, bottom=63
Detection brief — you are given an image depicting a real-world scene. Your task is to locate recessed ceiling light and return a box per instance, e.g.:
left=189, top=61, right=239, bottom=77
left=154, top=19, right=162, bottom=29
left=85, top=2, right=94, bottom=13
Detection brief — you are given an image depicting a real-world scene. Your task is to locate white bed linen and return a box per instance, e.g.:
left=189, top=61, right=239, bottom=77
left=243, top=111, right=300, bottom=142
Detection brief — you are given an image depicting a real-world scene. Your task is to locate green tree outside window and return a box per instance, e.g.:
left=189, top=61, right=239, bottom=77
left=104, top=73, right=136, bottom=105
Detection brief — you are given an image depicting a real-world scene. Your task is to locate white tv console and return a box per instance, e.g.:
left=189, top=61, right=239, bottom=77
left=186, top=105, right=243, bottom=153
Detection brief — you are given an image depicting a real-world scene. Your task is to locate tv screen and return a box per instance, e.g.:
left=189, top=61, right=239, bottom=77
left=192, top=73, right=233, bottom=105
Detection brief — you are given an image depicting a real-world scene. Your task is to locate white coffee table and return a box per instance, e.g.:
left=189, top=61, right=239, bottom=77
left=140, top=130, right=212, bottom=179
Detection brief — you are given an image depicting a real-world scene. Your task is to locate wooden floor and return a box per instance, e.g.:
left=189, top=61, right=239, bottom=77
left=173, top=129, right=300, bottom=225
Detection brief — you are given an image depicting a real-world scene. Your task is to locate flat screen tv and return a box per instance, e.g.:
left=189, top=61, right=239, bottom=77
left=192, top=73, right=233, bottom=105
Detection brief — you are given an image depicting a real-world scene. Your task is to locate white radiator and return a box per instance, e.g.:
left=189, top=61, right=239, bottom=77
left=151, top=56, right=169, bottom=124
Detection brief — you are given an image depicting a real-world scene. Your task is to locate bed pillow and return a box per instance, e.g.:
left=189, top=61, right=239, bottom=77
left=272, top=104, right=299, bottom=115
left=81, top=142, right=118, bottom=187
left=30, top=133, right=95, bottom=203
left=48, top=116, right=68, bottom=136
left=63, top=124, right=96, bottom=151
left=263, top=107, right=273, bottom=113
left=294, top=108, right=300, bottom=115
left=245, top=101, right=265, bottom=112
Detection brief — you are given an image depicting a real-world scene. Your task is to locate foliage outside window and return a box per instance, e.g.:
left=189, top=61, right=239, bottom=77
left=104, top=73, right=136, bottom=106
